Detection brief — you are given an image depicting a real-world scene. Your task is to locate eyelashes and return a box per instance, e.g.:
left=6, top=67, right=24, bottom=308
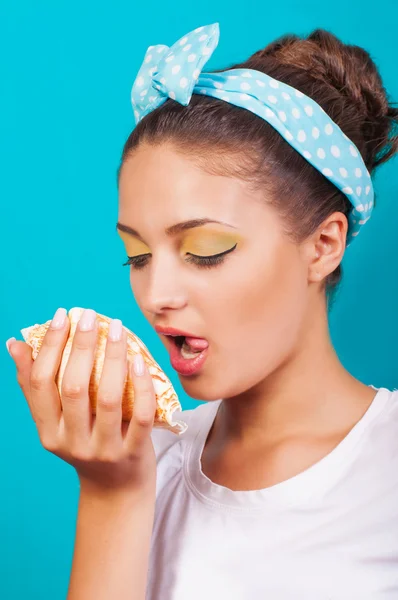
left=122, top=243, right=238, bottom=271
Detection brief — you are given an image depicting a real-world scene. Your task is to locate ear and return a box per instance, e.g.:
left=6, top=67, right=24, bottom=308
left=308, top=212, right=348, bottom=283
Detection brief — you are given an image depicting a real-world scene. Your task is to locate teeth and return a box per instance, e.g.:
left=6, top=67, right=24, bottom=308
left=180, top=340, right=202, bottom=359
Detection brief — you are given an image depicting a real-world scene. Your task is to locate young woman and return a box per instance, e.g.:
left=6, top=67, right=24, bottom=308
left=7, top=22, right=398, bottom=599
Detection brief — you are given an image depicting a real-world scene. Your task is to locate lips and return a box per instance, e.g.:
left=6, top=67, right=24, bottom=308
left=165, top=335, right=210, bottom=375
left=154, top=325, right=205, bottom=337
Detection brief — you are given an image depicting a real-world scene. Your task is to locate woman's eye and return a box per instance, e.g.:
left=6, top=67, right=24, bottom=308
left=122, top=244, right=237, bottom=270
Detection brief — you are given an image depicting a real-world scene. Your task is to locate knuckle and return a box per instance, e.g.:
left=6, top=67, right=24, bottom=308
left=30, top=373, right=47, bottom=391
left=73, top=334, right=95, bottom=352
left=42, top=331, right=63, bottom=348
left=39, top=434, right=59, bottom=453
left=97, top=391, right=120, bottom=410
left=105, top=340, right=126, bottom=360
left=73, top=340, right=91, bottom=352
left=62, top=382, right=85, bottom=400
left=69, top=446, right=92, bottom=462
left=134, top=411, right=155, bottom=427
left=16, top=372, right=26, bottom=389
left=30, top=367, right=52, bottom=386
left=97, top=401, right=119, bottom=414
left=104, top=340, right=120, bottom=356
left=96, top=450, right=119, bottom=464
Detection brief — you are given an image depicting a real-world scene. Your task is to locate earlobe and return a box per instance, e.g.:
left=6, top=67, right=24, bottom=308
left=308, top=267, right=322, bottom=282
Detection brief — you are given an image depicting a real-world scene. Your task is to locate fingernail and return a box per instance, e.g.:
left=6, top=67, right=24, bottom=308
left=79, top=309, right=97, bottom=331
left=6, top=337, right=16, bottom=355
left=108, top=319, right=122, bottom=342
left=133, top=353, right=145, bottom=376
left=50, top=307, right=67, bottom=330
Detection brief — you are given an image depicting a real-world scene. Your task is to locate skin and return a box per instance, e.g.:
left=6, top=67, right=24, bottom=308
left=117, top=140, right=377, bottom=492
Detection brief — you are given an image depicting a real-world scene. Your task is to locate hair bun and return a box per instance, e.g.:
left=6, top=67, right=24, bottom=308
left=250, top=28, right=398, bottom=171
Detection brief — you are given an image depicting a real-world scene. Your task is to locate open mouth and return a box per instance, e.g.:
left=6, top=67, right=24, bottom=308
left=164, top=334, right=185, bottom=350
left=167, top=335, right=206, bottom=358
left=163, top=333, right=210, bottom=374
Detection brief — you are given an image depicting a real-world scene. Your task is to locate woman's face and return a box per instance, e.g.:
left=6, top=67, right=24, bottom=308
left=117, top=142, right=315, bottom=402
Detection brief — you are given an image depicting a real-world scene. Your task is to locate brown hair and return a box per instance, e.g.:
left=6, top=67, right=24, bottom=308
left=118, top=28, right=398, bottom=306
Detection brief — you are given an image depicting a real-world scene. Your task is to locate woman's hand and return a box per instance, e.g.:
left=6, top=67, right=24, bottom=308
left=7, top=308, right=157, bottom=496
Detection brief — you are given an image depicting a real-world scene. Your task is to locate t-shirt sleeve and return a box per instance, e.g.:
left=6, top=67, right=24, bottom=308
left=150, top=406, right=198, bottom=498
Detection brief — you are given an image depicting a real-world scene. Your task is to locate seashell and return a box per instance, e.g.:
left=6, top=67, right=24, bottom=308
left=20, top=307, right=187, bottom=435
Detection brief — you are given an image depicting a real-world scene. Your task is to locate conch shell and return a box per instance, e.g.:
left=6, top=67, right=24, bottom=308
left=21, top=307, right=187, bottom=435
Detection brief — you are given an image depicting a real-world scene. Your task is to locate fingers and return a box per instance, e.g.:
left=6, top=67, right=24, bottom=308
left=60, top=309, right=98, bottom=448
left=124, top=353, right=157, bottom=454
left=15, top=308, right=70, bottom=435
left=8, top=308, right=157, bottom=466
left=92, top=320, right=128, bottom=454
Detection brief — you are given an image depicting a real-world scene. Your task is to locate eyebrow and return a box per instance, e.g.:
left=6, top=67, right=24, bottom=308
left=116, top=218, right=237, bottom=239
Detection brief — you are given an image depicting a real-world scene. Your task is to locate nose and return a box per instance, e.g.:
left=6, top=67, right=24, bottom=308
left=138, top=253, right=188, bottom=314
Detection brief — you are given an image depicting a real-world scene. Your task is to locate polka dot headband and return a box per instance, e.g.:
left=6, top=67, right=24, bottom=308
left=131, top=22, right=374, bottom=247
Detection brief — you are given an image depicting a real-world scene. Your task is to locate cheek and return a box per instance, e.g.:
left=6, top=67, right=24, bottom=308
left=209, top=245, right=308, bottom=382
left=243, top=248, right=306, bottom=330
left=129, top=268, right=145, bottom=308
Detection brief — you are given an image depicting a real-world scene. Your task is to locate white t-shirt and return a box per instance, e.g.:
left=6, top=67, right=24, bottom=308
left=146, top=385, right=398, bottom=599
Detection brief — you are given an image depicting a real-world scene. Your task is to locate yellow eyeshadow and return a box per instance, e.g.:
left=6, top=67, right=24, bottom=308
left=117, top=228, right=242, bottom=257
left=117, top=231, right=150, bottom=255
left=181, top=231, right=241, bottom=256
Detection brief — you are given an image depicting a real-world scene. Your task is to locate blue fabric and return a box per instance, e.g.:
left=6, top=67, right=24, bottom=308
left=131, top=23, right=374, bottom=247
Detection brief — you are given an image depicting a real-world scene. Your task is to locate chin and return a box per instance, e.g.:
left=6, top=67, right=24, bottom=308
left=178, top=375, right=225, bottom=402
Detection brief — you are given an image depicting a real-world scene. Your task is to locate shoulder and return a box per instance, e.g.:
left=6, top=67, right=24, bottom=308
left=366, top=386, right=398, bottom=457
left=378, top=386, right=398, bottom=423
left=375, top=386, right=398, bottom=415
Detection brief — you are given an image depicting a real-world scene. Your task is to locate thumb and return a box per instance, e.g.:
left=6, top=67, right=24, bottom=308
left=6, top=339, right=34, bottom=402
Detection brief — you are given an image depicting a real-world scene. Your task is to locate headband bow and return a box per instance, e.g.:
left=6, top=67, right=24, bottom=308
left=131, top=24, right=219, bottom=122
left=131, top=23, right=374, bottom=247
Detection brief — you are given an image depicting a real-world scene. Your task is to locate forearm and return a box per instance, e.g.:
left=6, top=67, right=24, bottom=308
left=67, top=483, right=156, bottom=600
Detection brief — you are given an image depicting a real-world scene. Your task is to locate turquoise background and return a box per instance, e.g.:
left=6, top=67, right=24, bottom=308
left=1, top=1, right=397, bottom=597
